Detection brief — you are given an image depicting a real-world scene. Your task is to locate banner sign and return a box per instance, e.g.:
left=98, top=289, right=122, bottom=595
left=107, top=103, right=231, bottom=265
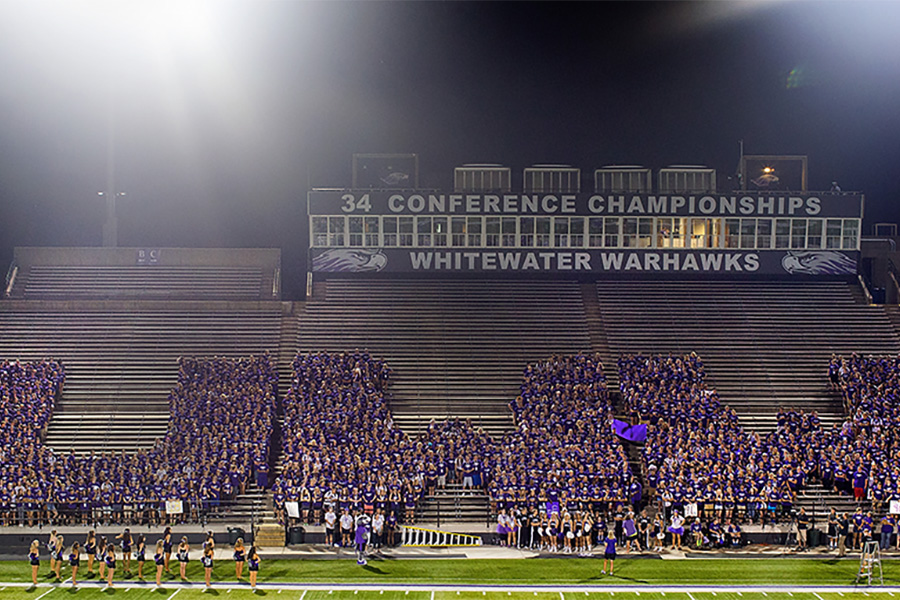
left=891, top=499, right=900, bottom=515
left=309, top=190, right=863, bottom=219
left=165, top=500, right=183, bottom=515
left=684, top=503, right=699, bottom=517
left=613, top=419, right=647, bottom=443
left=286, top=501, right=300, bottom=519
left=311, top=248, right=858, bottom=276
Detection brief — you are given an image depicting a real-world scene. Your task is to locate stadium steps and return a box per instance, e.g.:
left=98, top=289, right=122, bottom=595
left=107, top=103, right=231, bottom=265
left=597, top=280, right=900, bottom=434
left=296, top=279, right=593, bottom=436
left=19, top=265, right=266, bottom=301
left=886, top=305, right=900, bottom=339
left=580, top=282, right=618, bottom=391
left=417, top=483, right=491, bottom=524
left=795, top=481, right=859, bottom=523
left=0, top=307, right=282, bottom=453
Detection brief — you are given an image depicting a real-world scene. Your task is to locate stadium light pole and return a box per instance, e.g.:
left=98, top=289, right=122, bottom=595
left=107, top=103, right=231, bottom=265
left=100, top=72, right=125, bottom=247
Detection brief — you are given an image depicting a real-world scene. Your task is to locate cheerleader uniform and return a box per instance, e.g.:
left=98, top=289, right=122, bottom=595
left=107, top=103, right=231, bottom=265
left=105, top=554, right=116, bottom=571
left=136, top=545, right=145, bottom=564
left=177, top=548, right=189, bottom=564
left=248, top=556, right=259, bottom=572
left=154, top=553, right=164, bottom=567
left=69, top=552, right=80, bottom=568
left=201, top=554, right=213, bottom=569
left=233, top=549, right=245, bottom=563
left=29, top=551, right=40, bottom=567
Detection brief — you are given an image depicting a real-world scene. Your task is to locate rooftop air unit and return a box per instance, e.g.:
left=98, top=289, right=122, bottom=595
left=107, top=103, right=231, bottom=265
left=453, top=164, right=512, bottom=193
left=594, top=165, right=652, bottom=193
left=523, top=164, right=581, bottom=193
left=657, top=165, right=717, bottom=193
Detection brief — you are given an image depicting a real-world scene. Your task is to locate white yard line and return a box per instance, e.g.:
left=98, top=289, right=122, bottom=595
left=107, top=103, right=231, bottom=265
left=687, top=593, right=695, bottom=600
left=300, top=590, right=308, bottom=600
left=431, top=591, right=435, bottom=600
left=559, top=592, right=565, bottom=600
left=166, top=589, right=181, bottom=600
left=35, top=588, right=56, bottom=600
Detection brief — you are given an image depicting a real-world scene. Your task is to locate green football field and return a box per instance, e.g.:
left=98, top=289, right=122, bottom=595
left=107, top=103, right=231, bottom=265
left=0, top=558, right=898, bottom=599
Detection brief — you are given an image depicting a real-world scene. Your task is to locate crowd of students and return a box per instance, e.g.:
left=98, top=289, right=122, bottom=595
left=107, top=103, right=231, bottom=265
left=618, top=352, right=900, bottom=544
left=0, top=355, right=275, bottom=527
left=274, top=352, right=636, bottom=529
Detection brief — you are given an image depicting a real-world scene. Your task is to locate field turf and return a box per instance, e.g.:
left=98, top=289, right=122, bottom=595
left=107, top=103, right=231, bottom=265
left=0, top=558, right=897, bottom=599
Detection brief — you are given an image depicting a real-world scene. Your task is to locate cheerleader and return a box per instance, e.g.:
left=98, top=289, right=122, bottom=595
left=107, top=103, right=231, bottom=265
left=28, top=539, right=40, bottom=586
left=201, top=546, right=214, bottom=588
left=47, top=530, right=59, bottom=579
left=163, top=527, right=173, bottom=574
left=97, top=536, right=108, bottom=580
left=52, top=534, right=65, bottom=581
left=562, top=511, right=574, bottom=553
left=177, top=537, right=190, bottom=581
left=668, top=510, right=685, bottom=551
left=117, top=528, right=133, bottom=575
left=153, top=540, right=165, bottom=587
left=69, top=542, right=81, bottom=587
left=104, top=544, right=116, bottom=588
left=84, top=530, right=97, bottom=577
left=204, top=531, right=215, bottom=552
left=135, top=535, right=146, bottom=581
left=247, top=545, right=260, bottom=590
left=233, top=538, right=246, bottom=580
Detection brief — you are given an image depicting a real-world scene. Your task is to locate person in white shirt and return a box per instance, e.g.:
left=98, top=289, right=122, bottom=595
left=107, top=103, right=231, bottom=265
left=324, top=507, right=337, bottom=547
left=372, top=509, right=385, bottom=549
left=339, top=509, right=354, bottom=548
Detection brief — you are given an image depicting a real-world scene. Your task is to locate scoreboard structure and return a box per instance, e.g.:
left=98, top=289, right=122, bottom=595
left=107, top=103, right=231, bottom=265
left=307, top=166, right=863, bottom=278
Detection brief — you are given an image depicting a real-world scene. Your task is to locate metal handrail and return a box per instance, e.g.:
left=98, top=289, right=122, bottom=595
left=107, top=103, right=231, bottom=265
left=858, top=274, right=874, bottom=305
left=4, top=263, right=17, bottom=297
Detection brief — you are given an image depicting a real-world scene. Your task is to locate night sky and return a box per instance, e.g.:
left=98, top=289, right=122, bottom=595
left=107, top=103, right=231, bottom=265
left=1, top=1, right=898, bottom=296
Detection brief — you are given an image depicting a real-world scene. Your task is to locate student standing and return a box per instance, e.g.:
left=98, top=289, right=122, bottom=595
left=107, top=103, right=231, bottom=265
left=602, top=530, right=617, bottom=576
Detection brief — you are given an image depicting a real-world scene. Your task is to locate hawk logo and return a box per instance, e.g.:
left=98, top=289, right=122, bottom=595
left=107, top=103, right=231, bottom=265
left=781, top=250, right=856, bottom=275
left=312, top=249, right=387, bottom=273
left=380, top=172, right=409, bottom=186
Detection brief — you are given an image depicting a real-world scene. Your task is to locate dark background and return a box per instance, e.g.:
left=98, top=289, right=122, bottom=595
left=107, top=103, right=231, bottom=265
left=1, top=1, right=898, bottom=298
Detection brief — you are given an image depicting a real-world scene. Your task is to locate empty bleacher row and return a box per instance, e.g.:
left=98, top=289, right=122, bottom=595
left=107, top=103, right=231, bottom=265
left=0, top=305, right=283, bottom=454
left=296, top=279, right=592, bottom=436
left=595, top=280, right=900, bottom=433
left=17, top=265, right=265, bottom=300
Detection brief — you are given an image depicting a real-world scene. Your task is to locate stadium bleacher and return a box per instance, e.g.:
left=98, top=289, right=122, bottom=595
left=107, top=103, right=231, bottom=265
left=594, top=280, right=900, bottom=433
left=296, top=279, right=592, bottom=436
left=0, top=306, right=282, bottom=454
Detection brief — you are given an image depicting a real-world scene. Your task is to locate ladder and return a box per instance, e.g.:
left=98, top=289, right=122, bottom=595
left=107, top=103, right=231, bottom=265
left=856, top=540, right=884, bottom=586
